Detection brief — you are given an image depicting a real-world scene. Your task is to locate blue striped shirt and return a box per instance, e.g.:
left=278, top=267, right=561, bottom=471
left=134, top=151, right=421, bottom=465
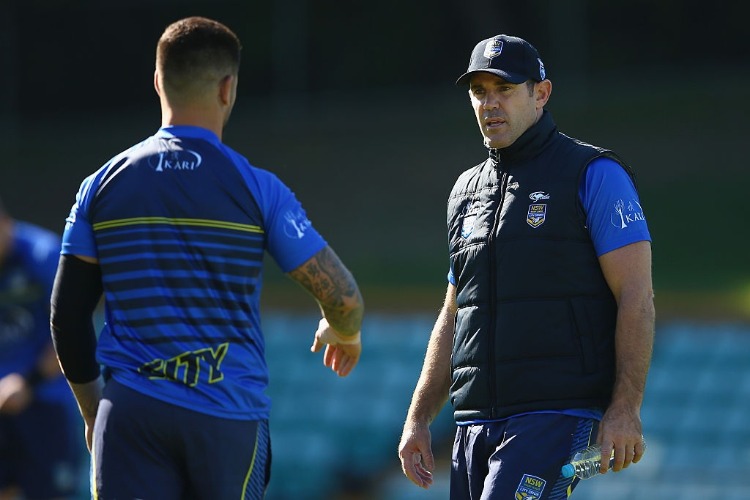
left=62, top=125, right=326, bottom=420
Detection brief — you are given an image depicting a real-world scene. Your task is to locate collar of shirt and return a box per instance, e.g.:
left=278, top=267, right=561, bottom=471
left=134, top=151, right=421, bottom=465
left=155, top=125, right=221, bottom=146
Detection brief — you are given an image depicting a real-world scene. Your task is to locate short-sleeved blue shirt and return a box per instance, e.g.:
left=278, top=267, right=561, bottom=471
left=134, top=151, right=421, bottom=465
left=62, top=126, right=326, bottom=420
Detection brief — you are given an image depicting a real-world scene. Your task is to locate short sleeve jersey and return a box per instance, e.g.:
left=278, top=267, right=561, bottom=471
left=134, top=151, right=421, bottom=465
left=62, top=126, right=327, bottom=420
left=448, top=157, right=651, bottom=284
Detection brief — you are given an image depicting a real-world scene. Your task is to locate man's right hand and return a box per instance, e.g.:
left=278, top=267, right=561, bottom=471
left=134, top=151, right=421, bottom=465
left=398, top=420, right=435, bottom=489
left=310, top=318, right=361, bottom=377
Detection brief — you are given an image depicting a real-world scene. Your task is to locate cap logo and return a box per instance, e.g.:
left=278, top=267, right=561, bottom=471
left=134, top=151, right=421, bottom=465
left=538, top=58, right=546, bottom=80
left=483, top=38, right=504, bottom=59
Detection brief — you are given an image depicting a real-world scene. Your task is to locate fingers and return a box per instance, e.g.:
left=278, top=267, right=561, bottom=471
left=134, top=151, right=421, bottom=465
left=597, top=405, right=646, bottom=473
left=599, top=442, right=613, bottom=474
left=398, top=424, right=435, bottom=489
left=610, top=444, right=635, bottom=472
left=599, top=436, right=647, bottom=473
left=325, top=345, right=359, bottom=377
left=399, top=450, right=434, bottom=489
left=310, top=321, right=362, bottom=376
left=310, top=336, right=324, bottom=353
left=633, top=436, right=646, bottom=463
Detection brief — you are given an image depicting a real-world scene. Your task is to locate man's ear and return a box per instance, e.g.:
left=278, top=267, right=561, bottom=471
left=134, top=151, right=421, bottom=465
left=154, top=70, right=162, bottom=97
left=535, top=79, right=552, bottom=109
left=219, top=75, right=236, bottom=106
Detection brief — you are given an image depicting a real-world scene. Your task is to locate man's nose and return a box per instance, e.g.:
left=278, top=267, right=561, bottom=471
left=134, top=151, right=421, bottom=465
left=482, top=92, right=500, bottom=109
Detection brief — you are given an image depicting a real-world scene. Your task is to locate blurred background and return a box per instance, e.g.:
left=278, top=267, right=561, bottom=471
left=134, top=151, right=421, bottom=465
left=1, top=0, right=749, bottom=498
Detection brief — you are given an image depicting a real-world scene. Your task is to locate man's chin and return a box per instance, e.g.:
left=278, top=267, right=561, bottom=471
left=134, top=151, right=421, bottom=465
left=483, top=136, right=512, bottom=149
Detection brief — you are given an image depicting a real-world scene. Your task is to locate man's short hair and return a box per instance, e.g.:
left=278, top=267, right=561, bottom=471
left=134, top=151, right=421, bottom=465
left=156, top=17, right=241, bottom=100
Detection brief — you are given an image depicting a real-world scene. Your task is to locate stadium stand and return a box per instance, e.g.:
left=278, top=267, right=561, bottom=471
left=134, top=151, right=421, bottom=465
left=264, top=313, right=454, bottom=499
left=264, top=316, right=750, bottom=500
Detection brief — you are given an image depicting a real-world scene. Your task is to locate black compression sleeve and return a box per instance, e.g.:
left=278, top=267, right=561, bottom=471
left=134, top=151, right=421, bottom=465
left=50, top=255, right=103, bottom=384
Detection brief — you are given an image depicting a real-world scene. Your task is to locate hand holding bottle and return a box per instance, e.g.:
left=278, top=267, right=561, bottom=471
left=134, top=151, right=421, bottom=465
left=562, top=438, right=646, bottom=480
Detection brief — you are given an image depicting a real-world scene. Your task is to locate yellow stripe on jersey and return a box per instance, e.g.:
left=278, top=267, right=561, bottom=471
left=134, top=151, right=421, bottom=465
left=92, top=217, right=264, bottom=234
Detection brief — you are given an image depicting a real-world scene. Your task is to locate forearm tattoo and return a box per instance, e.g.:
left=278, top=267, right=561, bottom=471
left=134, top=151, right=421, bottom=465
left=289, top=246, right=363, bottom=335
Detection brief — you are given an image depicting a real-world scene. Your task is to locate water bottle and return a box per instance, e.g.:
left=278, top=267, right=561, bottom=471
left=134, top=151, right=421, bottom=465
left=560, top=444, right=614, bottom=480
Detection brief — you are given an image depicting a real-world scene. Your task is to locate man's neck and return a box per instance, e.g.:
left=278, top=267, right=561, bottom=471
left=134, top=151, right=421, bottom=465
left=161, top=106, right=224, bottom=141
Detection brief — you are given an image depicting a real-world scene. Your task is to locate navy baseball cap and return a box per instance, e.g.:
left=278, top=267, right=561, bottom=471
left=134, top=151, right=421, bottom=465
left=456, top=34, right=546, bottom=85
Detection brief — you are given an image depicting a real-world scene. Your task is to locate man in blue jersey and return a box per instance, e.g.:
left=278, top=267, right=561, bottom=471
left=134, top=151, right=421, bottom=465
left=50, top=17, right=364, bottom=499
left=0, top=198, right=86, bottom=499
left=398, top=34, right=654, bottom=499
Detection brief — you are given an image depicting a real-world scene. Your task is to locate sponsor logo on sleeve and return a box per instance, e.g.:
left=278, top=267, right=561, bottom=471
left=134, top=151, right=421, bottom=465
left=610, top=199, right=646, bottom=229
left=282, top=208, right=312, bottom=239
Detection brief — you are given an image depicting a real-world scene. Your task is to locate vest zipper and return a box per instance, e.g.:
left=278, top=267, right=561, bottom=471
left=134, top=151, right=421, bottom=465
left=487, top=164, right=509, bottom=419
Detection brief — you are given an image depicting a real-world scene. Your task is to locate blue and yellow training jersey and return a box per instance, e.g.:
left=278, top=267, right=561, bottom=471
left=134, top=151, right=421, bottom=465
left=61, top=125, right=326, bottom=420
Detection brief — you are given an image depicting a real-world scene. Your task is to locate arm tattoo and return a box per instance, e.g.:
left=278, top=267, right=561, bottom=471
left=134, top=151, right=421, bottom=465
left=288, top=246, right=363, bottom=335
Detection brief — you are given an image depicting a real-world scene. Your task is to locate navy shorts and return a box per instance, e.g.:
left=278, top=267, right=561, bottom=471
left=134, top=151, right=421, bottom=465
left=93, top=379, right=271, bottom=499
left=450, top=413, right=597, bottom=500
left=0, top=398, right=86, bottom=498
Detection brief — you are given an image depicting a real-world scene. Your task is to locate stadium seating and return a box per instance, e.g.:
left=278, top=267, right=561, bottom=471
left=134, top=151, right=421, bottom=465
left=549, top=321, right=750, bottom=500
left=264, top=316, right=750, bottom=499
left=77, top=314, right=750, bottom=499
left=263, top=313, right=454, bottom=499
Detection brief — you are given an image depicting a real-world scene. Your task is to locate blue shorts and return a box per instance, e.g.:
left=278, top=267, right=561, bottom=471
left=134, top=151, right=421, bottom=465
left=0, top=398, right=86, bottom=498
left=93, top=379, right=270, bottom=499
left=451, top=413, right=597, bottom=500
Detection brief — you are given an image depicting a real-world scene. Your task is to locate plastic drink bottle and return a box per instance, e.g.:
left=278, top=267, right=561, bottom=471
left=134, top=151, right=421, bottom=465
left=560, top=444, right=615, bottom=480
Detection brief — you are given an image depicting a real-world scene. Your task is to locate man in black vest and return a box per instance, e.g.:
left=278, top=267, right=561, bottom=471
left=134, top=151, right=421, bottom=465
left=398, top=34, right=654, bottom=499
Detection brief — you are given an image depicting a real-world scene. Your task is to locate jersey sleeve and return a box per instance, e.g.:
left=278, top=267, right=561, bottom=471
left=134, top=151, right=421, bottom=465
left=238, top=165, right=327, bottom=273
left=61, top=172, right=102, bottom=259
left=579, top=157, right=652, bottom=256
left=447, top=263, right=456, bottom=285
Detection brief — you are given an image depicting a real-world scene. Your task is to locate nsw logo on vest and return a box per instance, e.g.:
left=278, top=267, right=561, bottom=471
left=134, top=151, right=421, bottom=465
left=515, top=473, right=546, bottom=499
left=526, top=191, right=550, bottom=228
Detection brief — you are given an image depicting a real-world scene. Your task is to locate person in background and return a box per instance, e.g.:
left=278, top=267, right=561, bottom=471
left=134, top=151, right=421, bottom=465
left=0, top=197, right=85, bottom=499
left=50, top=16, right=364, bottom=499
left=398, top=34, right=654, bottom=499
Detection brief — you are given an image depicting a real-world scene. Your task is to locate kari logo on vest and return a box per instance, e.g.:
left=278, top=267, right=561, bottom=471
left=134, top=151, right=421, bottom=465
left=149, top=139, right=202, bottom=172
left=283, top=208, right=312, bottom=239
left=515, top=473, right=546, bottom=499
left=610, top=199, right=646, bottom=229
